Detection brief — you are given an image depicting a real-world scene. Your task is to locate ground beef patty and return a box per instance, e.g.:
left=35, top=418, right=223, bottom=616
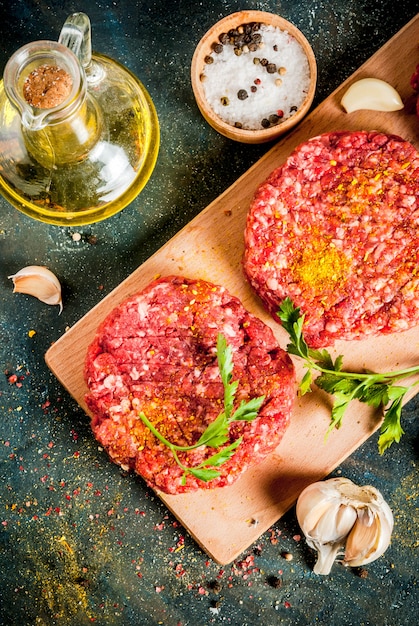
left=84, top=276, right=295, bottom=494
left=243, top=130, right=419, bottom=348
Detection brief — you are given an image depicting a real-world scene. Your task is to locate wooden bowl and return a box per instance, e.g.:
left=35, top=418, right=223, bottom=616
left=191, top=11, right=317, bottom=144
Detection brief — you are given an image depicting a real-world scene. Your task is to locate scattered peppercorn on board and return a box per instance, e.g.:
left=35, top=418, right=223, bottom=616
left=46, top=14, right=419, bottom=565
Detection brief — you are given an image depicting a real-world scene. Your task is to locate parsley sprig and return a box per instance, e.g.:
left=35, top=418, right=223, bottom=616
left=278, top=297, right=419, bottom=454
left=138, top=333, right=265, bottom=484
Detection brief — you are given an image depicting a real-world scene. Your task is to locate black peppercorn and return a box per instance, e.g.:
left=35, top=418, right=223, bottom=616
left=267, top=575, right=282, bottom=588
left=211, top=42, right=223, bottom=54
left=237, top=89, right=248, bottom=100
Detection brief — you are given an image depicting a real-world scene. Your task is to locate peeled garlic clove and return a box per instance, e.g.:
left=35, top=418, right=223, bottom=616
left=341, top=78, right=404, bottom=113
left=8, top=265, right=63, bottom=313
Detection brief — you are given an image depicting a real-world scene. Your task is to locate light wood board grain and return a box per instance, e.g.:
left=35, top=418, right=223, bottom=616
left=46, top=15, right=419, bottom=564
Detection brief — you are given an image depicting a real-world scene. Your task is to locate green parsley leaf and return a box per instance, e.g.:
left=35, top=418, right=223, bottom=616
left=231, top=396, right=265, bottom=421
left=186, top=468, right=222, bottom=482
left=201, top=438, right=242, bottom=467
left=299, top=369, right=313, bottom=395
left=377, top=386, right=408, bottom=454
left=196, top=411, right=229, bottom=448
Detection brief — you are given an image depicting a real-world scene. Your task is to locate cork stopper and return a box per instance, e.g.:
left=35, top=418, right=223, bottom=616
left=23, top=64, right=73, bottom=108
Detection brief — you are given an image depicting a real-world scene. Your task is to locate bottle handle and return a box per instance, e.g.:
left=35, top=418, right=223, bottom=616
left=58, top=12, right=92, bottom=68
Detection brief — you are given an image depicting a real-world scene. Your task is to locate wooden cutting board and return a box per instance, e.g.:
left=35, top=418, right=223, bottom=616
left=46, top=15, right=419, bottom=564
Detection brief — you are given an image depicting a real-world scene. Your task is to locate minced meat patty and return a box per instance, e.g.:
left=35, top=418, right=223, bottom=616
left=84, top=276, right=296, bottom=494
left=243, top=130, right=419, bottom=348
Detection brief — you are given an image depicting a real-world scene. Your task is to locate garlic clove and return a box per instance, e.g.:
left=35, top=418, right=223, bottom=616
left=344, top=511, right=380, bottom=566
left=8, top=265, right=63, bottom=313
left=312, top=539, right=346, bottom=576
left=341, top=78, right=404, bottom=113
left=298, top=498, right=357, bottom=575
left=344, top=498, right=393, bottom=567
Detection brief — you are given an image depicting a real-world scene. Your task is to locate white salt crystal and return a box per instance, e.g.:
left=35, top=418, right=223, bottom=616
left=201, top=24, right=311, bottom=130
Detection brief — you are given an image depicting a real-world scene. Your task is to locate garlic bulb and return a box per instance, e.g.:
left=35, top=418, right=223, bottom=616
left=8, top=265, right=63, bottom=313
left=296, top=477, right=393, bottom=575
left=341, top=78, right=403, bottom=113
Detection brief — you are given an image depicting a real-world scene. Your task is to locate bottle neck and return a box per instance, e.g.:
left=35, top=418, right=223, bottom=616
left=4, top=41, right=102, bottom=166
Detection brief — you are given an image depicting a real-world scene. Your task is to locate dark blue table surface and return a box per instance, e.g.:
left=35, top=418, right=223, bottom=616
left=1, top=1, right=418, bottom=625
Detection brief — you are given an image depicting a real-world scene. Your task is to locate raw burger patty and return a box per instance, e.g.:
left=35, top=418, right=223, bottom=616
left=84, top=276, right=295, bottom=494
left=243, top=130, right=419, bottom=348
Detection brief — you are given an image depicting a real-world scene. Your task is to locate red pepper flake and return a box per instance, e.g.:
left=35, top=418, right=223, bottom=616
left=155, top=586, right=164, bottom=593
left=8, top=374, right=18, bottom=384
left=268, top=528, right=281, bottom=544
left=175, top=563, right=186, bottom=577
left=284, top=601, right=292, bottom=609
left=73, top=451, right=80, bottom=458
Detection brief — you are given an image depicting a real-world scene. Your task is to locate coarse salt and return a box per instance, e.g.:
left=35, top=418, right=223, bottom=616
left=201, top=24, right=311, bottom=130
